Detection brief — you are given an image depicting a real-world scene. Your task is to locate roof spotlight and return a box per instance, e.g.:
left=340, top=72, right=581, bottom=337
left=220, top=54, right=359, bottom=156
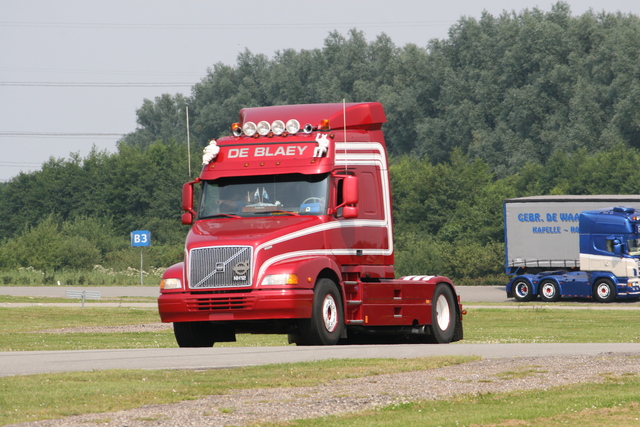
left=257, top=121, right=271, bottom=136
left=272, top=120, right=285, bottom=135
left=303, top=123, right=314, bottom=134
left=286, top=119, right=300, bottom=134
left=243, top=121, right=257, bottom=137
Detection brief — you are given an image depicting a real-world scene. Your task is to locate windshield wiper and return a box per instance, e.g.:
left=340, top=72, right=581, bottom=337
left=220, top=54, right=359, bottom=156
left=260, top=210, right=300, bottom=216
left=202, top=213, right=242, bottom=219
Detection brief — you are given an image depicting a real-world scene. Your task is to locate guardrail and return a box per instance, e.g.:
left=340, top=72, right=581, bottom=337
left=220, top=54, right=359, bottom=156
left=64, top=290, right=101, bottom=308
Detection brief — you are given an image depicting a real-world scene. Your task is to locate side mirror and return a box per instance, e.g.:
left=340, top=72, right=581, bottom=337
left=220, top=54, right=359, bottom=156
left=342, top=175, right=359, bottom=205
left=182, top=182, right=194, bottom=212
left=333, top=175, right=359, bottom=218
left=613, top=239, right=624, bottom=255
left=181, top=179, right=199, bottom=224
left=342, top=206, right=358, bottom=219
left=181, top=212, right=193, bottom=225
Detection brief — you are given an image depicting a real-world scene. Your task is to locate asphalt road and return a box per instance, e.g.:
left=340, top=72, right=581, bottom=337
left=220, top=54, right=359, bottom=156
left=1, top=285, right=639, bottom=376
left=0, top=285, right=511, bottom=302
left=3, top=343, right=640, bottom=377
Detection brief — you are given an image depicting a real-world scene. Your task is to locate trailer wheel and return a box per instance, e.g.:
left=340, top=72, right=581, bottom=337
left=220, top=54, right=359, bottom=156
left=513, top=279, right=534, bottom=302
left=297, top=278, right=344, bottom=345
left=593, top=279, right=616, bottom=303
left=173, top=322, right=215, bottom=347
left=539, top=280, right=561, bottom=302
left=428, top=284, right=456, bottom=344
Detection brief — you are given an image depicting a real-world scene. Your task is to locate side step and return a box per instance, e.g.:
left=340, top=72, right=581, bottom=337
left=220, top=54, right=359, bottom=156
left=343, top=280, right=363, bottom=324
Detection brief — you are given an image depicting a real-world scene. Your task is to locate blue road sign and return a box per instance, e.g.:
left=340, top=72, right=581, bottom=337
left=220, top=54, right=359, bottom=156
left=131, top=230, right=151, bottom=247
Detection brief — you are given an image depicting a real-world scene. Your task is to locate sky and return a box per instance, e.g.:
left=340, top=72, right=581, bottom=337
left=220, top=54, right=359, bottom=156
left=1, top=0, right=640, bottom=182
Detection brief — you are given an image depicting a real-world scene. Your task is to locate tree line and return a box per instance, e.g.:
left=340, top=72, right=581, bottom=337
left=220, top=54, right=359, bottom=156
left=1, top=2, right=639, bottom=284
left=124, top=2, right=640, bottom=176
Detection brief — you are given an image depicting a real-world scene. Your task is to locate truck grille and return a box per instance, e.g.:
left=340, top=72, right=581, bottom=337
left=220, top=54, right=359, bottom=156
left=185, top=295, right=256, bottom=311
left=189, top=246, right=252, bottom=289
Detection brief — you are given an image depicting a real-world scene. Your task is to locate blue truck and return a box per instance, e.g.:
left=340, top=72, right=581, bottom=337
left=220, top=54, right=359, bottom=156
left=504, top=195, right=640, bottom=302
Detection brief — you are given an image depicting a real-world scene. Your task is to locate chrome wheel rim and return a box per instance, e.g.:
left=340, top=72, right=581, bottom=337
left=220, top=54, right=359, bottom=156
left=515, top=282, right=529, bottom=298
left=322, top=294, right=338, bottom=332
left=542, top=283, right=555, bottom=298
left=597, top=283, right=611, bottom=299
left=435, top=294, right=451, bottom=331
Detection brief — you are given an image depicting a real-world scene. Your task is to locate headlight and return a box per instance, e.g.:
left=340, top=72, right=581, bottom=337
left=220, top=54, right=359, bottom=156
left=161, top=278, right=182, bottom=290
left=261, top=274, right=298, bottom=286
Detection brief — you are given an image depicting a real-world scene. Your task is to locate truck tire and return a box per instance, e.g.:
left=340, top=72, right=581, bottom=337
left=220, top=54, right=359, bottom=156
left=539, top=280, right=561, bottom=302
left=297, top=278, right=344, bottom=345
left=428, top=284, right=456, bottom=344
left=173, top=321, right=216, bottom=347
left=593, top=279, right=616, bottom=303
left=513, top=279, right=534, bottom=302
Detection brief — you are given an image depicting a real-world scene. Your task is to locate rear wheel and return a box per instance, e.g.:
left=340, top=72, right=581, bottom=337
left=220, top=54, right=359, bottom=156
left=427, top=284, right=456, bottom=344
left=593, top=279, right=616, bottom=303
left=513, top=279, right=534, bottom=302
left=539, top=280, right=561, bottom=302
left=297, top=278, right=344, bottom=345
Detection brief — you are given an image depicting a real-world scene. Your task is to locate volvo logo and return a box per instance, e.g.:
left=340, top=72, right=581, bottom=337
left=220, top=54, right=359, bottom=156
left=232, top=261, right=250, bottom=281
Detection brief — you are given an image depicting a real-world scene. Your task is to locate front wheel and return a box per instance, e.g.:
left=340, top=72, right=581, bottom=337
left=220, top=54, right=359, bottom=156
left=297, top=278, right=344, bottom=345
left=173, top=322, right=215, bottom=347
left=593, top=279, right=616, bottom=303
left=428, top=284, right=457, bottom=344
left=173, top=322, right=235, bottom=347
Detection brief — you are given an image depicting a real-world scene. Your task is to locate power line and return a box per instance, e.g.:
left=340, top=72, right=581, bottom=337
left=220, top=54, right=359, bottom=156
left=0, top=82, right=195, bottom=87
left=0, top=161, right=42, bottom=167
left=0, top=131, right=125, bottom=139
left=0, top=20, right=453, bottom=30
left=0, top=66, right=201, bottom=78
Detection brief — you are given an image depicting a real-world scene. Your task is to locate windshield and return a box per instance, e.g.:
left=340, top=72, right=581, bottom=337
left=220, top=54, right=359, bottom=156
left=628, top=238, right=640, bottom=256
left=198, top=173, right=329, bottom=218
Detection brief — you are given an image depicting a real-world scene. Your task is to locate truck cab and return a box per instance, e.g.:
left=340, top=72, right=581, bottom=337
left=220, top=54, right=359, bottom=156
left=158, top=102, right=464, bottom=346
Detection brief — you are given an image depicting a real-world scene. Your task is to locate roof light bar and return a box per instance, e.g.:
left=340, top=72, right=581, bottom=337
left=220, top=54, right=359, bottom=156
left=234, top=118, right=328, bottom=137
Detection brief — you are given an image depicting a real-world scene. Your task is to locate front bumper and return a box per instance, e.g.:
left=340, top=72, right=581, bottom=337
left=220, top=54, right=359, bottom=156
left=615, top=285, right=640, bottom=299
left=158, top=288, right=314, bottom=323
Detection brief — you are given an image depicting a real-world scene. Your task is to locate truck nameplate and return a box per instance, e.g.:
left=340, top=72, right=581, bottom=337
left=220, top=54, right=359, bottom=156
left=228, top=145, right=309, bottom=158
left=189, top=246, right=252, bottom=289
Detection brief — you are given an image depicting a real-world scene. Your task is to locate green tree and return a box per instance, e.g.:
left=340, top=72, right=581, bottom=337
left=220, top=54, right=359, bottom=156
left=0, top=216, right=65, bottom=271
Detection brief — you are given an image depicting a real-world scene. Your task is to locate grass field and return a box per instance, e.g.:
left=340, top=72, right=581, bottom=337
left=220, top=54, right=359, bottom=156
left=0, top=357, right=478, bottom=425
left=0, top=295, right=157, bottom=304
left=1, top=305, right=639, bottom=351
left=280, top=376, right=640, bottom=427
left=0, top=302, right=639, bottom=425
left=1, top=359, right=637, bottom=426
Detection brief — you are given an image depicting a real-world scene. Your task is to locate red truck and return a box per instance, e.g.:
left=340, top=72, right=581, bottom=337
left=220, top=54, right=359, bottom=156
left=158, top=102, right=464, bottom=346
